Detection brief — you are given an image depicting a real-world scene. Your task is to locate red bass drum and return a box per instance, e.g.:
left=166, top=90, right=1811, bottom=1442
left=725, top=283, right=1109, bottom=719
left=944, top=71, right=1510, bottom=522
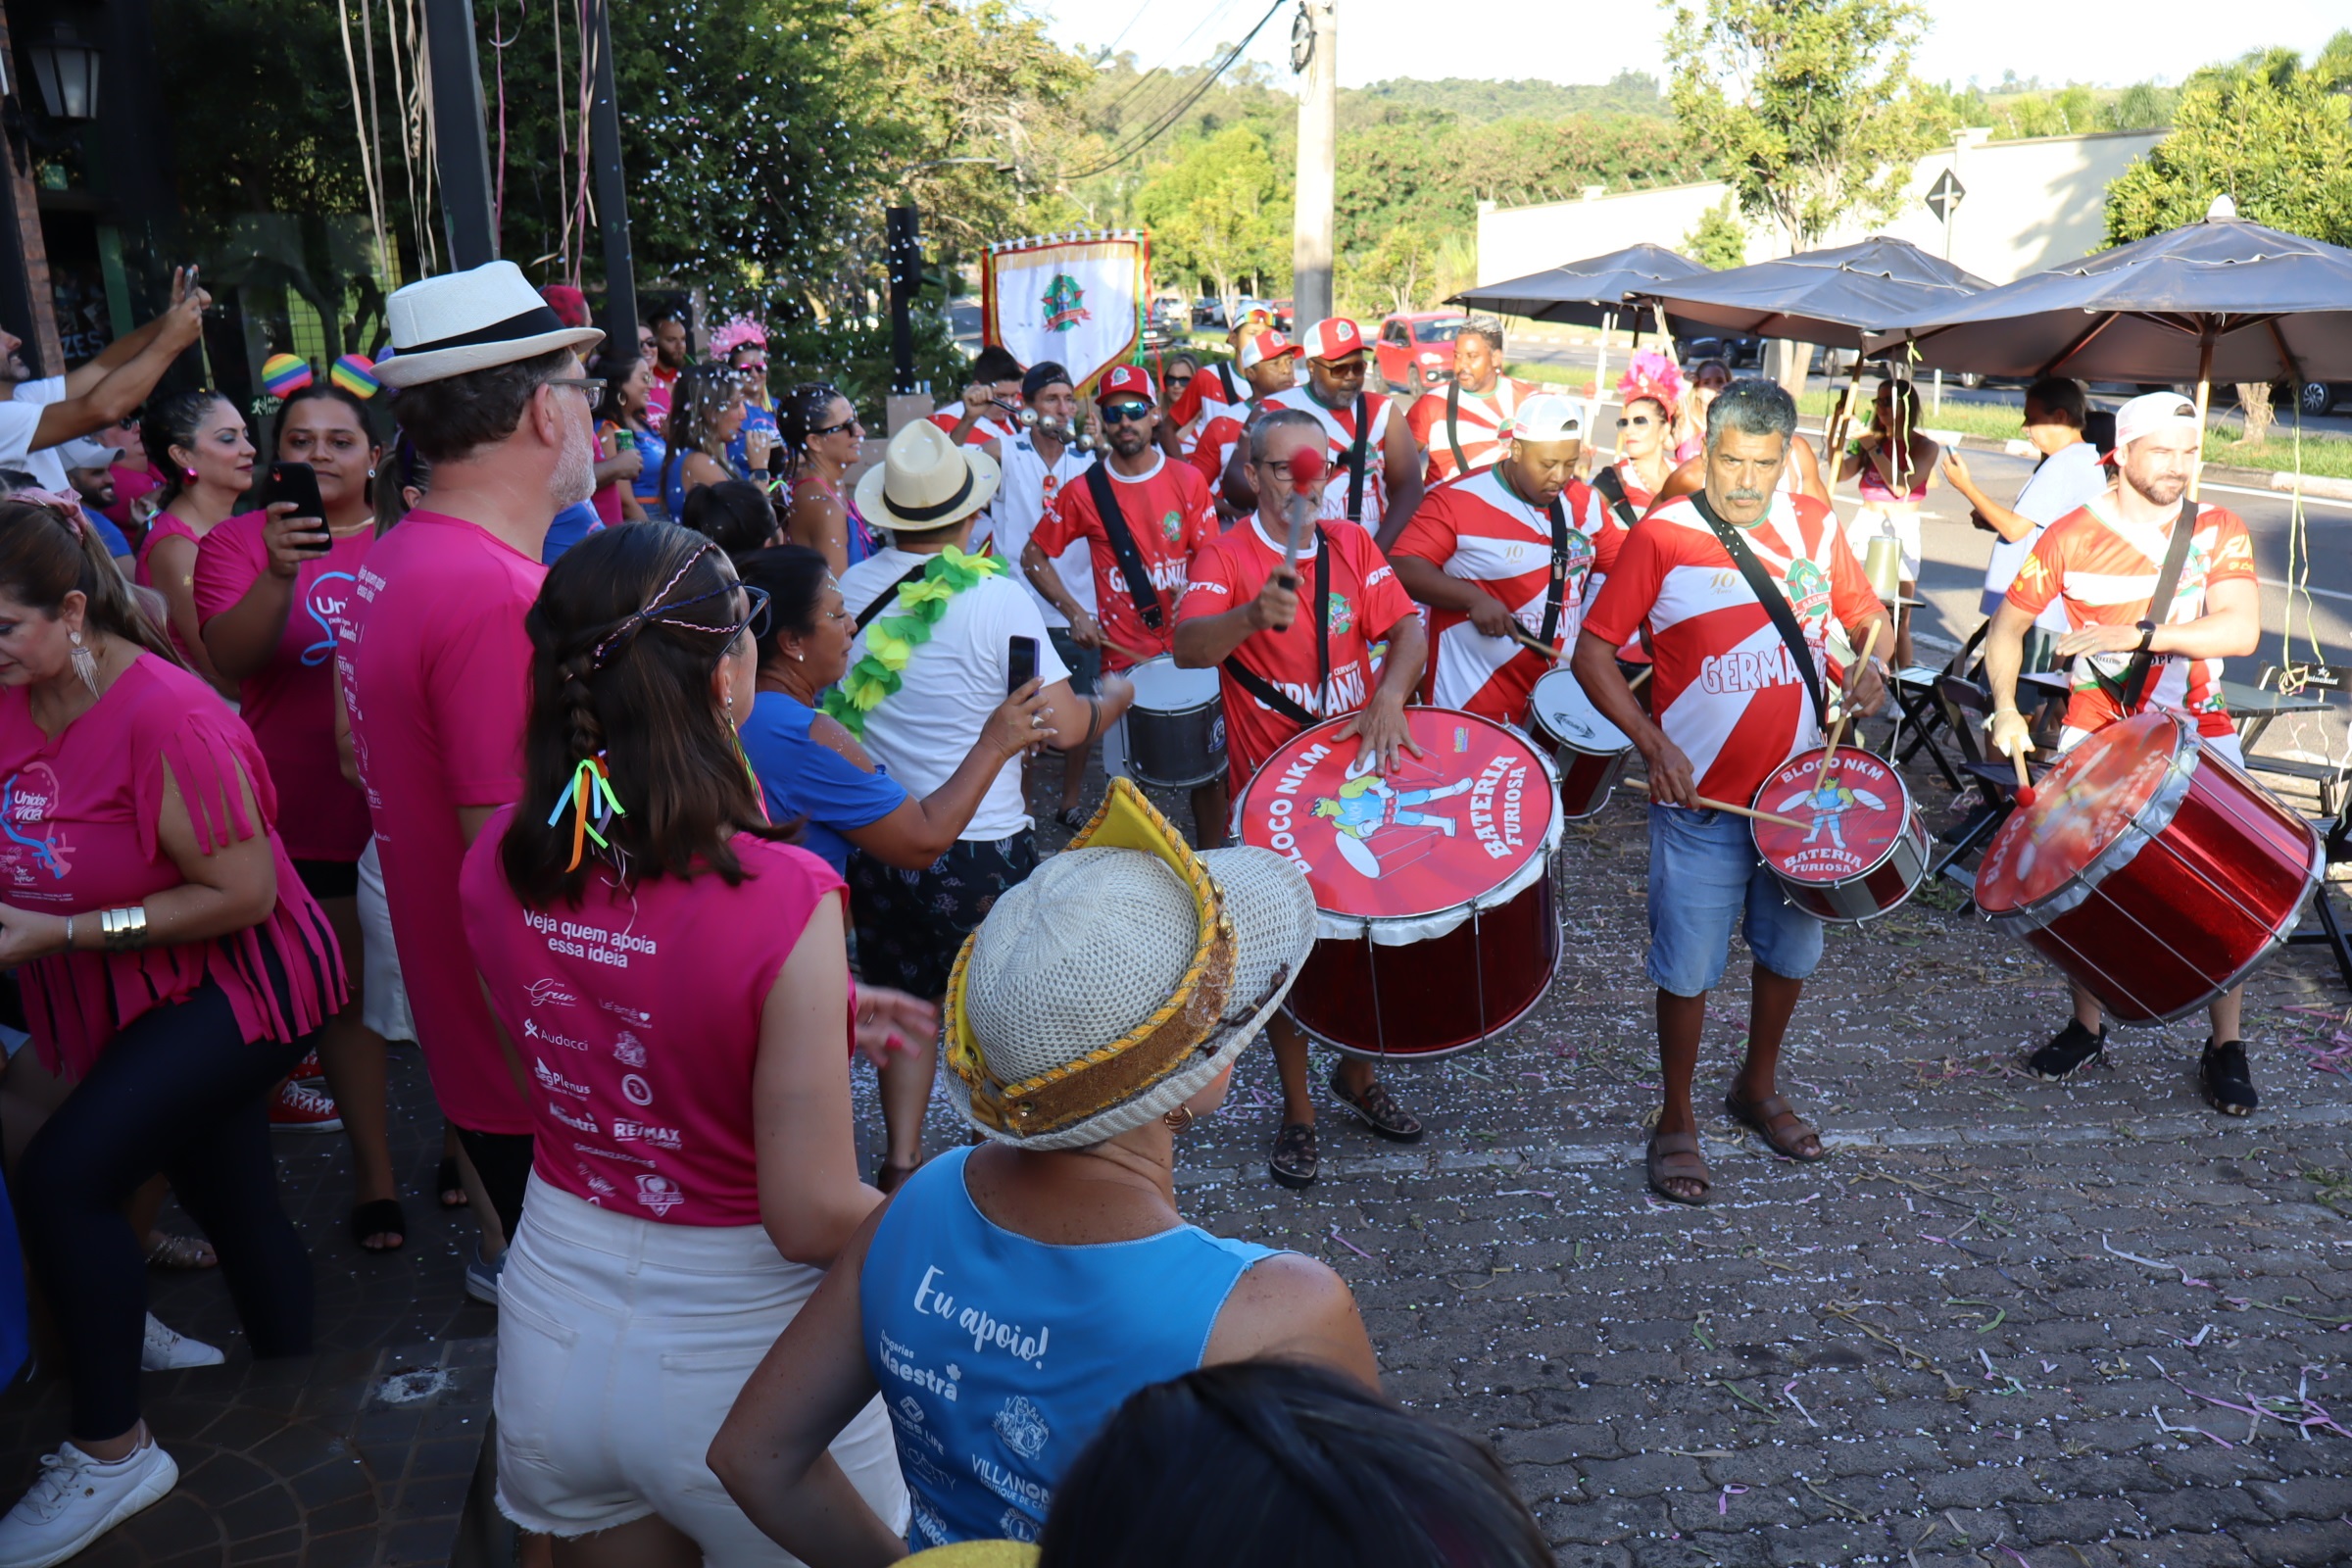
left=1234, top=708, right=1563, bottom=1058
left=1750, top=746, right=1931, bottom=921
left=1973, top=711, right=2324, bottom=1023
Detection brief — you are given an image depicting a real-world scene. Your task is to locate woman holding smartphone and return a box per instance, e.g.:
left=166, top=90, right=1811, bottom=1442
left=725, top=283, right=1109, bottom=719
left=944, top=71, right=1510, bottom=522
left=192, top=383, right=403, bottom=1252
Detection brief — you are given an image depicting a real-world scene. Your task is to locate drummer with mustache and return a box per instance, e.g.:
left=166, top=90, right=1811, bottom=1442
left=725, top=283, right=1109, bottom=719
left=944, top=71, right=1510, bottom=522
left=1020, top=366, right=1223, bottom=844
left=1571, top=380, right=1888, bottom=1205
left=1984, top=392, right=2263, bottom=1115
left=1174, top=406, right=1430, bottom=1191
left=1388, top=393, right=1617, bottom=724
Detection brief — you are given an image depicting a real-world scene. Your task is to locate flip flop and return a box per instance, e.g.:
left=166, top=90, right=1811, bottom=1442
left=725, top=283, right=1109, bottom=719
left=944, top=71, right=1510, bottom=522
left=1724, top=1090, right=1827, bottom=1161
left=1645, top=1131, right=1711, bottom=1205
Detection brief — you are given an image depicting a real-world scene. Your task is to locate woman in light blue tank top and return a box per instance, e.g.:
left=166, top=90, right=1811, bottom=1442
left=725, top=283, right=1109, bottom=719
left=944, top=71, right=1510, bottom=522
left=709, top=793, right=1381, bottom=1558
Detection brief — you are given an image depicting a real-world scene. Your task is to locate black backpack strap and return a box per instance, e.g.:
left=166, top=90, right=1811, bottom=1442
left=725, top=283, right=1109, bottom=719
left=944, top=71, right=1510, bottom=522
left=2087, top=496, right=2197, bottom=715
left=1081, top=463, right=1165, bottom=630
left=1445, top=377, right=1468, bottom=478
left=1687, top=491, right=1827, bottom=729
left=1220, top=529, right=1331, bottom=726
left=1536, top=492, right=1573, bottom=648
left=854, top=562, right=933, bottom=632
left=1591, top=465, right=1641, bottom=529
left=1219, top=363, right=1239, bottom=404
left=1346, top=393, right=1371, bottom=524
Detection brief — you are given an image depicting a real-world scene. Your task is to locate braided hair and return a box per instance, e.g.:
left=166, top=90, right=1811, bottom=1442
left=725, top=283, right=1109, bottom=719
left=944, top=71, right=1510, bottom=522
left=502, top=521, right=788, bottom=906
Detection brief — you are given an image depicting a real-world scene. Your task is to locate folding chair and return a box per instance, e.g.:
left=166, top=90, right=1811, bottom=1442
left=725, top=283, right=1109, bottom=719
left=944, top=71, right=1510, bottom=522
left=2285, top=789, right=2352, bottom=996
left=1928, top=673, right=2052, bottom=894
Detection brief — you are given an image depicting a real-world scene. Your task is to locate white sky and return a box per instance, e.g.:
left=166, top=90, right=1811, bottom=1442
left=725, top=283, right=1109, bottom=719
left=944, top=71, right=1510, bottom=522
left=1037, top=0, right=2344, bottom=96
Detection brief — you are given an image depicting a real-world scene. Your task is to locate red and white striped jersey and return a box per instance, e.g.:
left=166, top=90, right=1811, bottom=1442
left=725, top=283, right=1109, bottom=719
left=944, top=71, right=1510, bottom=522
left=1390, top=467, right=1618, bottom=724
left=1406, top=377, right=1542, bottom=484
left=1189, top=407, right=1252, bottom=493
left=1583, top=492, right=1882, bottom=805
left=1258, top=385, right=1397, bottom=529
left=2003, top=495, right=2255, bottom=739
left=1167, top=363, right=1246, bottom=456
left=929, top=402, right=1017, bottom=447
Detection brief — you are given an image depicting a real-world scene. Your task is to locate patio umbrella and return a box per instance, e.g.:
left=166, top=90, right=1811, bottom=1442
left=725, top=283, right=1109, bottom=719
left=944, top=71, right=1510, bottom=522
left=1867, top=201, right=2352, bottom=501
left=1633, top=235, right=1993, bottom=461
left=1447, top=244, right=1710, bottom=411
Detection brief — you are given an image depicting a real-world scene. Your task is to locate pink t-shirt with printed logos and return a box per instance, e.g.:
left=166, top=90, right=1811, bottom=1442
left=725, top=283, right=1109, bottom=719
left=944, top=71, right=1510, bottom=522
left=192, top=513, right=374, bottom=861
left=460, top=807, right=852, bottom=1227
left=341, top=510, right=545, bottom=1136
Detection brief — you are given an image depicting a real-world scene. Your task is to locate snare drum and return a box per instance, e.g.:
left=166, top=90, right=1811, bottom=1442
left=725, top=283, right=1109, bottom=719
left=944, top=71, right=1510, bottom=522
left=1750, top=747, right=1930, bottom=921
left=1234, top=709, right=1563, bottom=1058
left=1121, top=657, right=1225, bottom=789
left=1526, top=667, right=1633, bottom=818
left=1973, top=711, right=2323, bottom=1023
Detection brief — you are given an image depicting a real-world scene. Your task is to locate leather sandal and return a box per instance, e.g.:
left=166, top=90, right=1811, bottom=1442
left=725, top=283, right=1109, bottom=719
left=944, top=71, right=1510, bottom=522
left=875, top=1157, right=921, bottom=1196
left=1328, top=1072, right=1424, bottom=1143
left=1645, top=1131, right=1711, bottom=1205
left=1269, top=1121, right=1319, bottom=1189
left=1724, top=1089, right=1826, bottom=1161
left=350, top=1199, right=408, bottom=1252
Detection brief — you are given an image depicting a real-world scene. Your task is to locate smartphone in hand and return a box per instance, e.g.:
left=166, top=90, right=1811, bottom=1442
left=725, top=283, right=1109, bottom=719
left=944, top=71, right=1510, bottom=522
left=1006, top=634, right=1038, bottom=696
left=266, top=462, right=332, bottom=557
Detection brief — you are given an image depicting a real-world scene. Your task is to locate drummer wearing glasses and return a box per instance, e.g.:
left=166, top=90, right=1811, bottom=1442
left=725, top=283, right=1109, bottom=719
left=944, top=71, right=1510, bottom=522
left=1571, top=380, right=1889, bottom=1205
left=1983, top=392, right=2264, bottom=1115
left=1021, top=366, right=1223, bottom=844
left=1174, top=408, right=1430, bottom=1190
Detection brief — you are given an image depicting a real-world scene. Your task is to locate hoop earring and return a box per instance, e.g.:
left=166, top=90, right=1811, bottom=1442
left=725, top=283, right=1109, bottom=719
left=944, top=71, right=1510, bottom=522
left=69, top=631, right=98, bottom=697
left=1163, top=1105, right=1196, bottom=1134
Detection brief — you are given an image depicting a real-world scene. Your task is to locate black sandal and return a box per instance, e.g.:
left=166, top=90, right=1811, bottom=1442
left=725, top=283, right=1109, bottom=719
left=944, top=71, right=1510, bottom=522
left=2200, top=1039, right=2257, bottom=1116
left=1269, top=1121, right=1319, bottom=1189
left=436, top=1156, right=469, bottom=1209
left=351, top=1198, right=408, bottom=1252
left=876, top=1157, right=920, bottom=1195
left=1327, top=1072, right=1424, bottom=1143
left=1053, top=807, right=1087, bottom=830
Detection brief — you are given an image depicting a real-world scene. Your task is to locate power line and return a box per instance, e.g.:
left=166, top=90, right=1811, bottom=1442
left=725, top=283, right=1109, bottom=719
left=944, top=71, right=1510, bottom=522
left=1098, top=0, right=1254, bottom=122
left=1062, top=0, right=1290, bottom=181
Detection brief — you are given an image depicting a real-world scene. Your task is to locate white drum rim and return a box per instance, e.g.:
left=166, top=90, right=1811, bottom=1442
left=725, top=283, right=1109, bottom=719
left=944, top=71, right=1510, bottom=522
left=1527, top=666, right=1632, bottom=756
left=1124, top=654, right=1222, bottom=710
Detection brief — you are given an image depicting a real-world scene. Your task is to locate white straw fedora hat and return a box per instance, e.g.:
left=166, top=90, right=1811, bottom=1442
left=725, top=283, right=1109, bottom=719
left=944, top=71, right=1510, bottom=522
left=942, top=780, right=1318, bottom=1150
left=855, top=418, right=1002, bottom=535
left=376, top=260, right=605, bottom=389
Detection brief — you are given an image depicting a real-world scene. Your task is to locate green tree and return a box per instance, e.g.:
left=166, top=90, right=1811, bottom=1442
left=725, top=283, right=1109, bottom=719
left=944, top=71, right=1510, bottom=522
left=2105, top=47, right=2352, bottom=247
left=1665, top=0, right=1946, bottom=250
left=1340, top=224, right=1440, bottom=316
left=1683, top=196, right=1748, bottom=269
left=1133, top=126, right=1290, bottom=320
left=2100, top=81, right=2180, bottom=132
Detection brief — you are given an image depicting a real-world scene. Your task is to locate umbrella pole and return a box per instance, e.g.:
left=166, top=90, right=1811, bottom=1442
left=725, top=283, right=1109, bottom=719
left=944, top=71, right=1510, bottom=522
left=2188, top=328, right=2214, bottom=505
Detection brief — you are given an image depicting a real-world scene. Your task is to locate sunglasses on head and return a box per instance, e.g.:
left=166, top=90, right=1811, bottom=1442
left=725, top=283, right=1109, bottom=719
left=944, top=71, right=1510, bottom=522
left=1099, top=402, right=1152, bottom=424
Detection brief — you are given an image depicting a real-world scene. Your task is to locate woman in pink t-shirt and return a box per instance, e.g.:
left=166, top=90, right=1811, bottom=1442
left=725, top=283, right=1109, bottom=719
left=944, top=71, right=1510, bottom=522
left=194, top=382, right=403, bottom=1253
left=460, top=523, right=923, bottom=1559
left=135, top=391, right=250, bottom=697
left=0, top=498, right=343, bottom=1561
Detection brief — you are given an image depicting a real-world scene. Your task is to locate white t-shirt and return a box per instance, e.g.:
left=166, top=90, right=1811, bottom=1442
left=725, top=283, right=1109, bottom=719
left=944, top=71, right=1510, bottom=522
left=0, top=375, right=70, bottom=490
left=991, top=435, right=1097, bottom=629
left=836, top=547, right=1071, bottom=842
left=1982, top=441, right=2105, bottom=620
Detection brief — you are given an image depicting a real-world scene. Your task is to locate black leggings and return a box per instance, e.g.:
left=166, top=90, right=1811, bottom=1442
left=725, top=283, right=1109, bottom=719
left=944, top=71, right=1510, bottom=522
left=13, top=981, right=313, bottom=1441
left=453, top=1126, right=534, bottom=1247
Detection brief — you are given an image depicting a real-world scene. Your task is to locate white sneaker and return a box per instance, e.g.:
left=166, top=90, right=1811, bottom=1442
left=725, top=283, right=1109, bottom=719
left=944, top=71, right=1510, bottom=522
left=139, top=1314, right=223, bottom=1371
left=0, top=1438, right=177, bottom=1567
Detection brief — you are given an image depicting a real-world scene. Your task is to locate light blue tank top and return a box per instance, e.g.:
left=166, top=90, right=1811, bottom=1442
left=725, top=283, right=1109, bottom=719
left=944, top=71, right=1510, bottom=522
left=859, top=1145, right=1276, bottom=1548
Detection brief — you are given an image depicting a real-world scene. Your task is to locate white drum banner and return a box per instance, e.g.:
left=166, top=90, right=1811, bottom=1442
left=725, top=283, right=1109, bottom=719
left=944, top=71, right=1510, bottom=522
left=984, top=232, right=1148, bottom=390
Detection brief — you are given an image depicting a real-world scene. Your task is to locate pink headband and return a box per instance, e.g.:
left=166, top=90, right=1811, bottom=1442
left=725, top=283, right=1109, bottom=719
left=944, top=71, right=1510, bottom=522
left=17, top=489, right=90, bottom=537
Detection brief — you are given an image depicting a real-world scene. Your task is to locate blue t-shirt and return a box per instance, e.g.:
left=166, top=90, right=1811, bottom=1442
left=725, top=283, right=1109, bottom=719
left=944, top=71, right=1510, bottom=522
left=726, top=400, right=781, bottom=476
left=631, top=425, right=670, bottom=520
left=89, top=513, right=130, bottom=560
left=739, top=689, right=908, bottom=874
left=542, top=502, right=603, bottom=564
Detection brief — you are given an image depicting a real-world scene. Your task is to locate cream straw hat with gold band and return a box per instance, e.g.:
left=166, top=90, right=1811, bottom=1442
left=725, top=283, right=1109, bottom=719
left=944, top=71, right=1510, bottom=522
left=943, top=780, right=1317, bottom=1150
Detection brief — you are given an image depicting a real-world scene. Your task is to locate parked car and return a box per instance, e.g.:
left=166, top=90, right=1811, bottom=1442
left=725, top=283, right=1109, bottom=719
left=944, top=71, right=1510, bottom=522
left=1373, top=310, right=1467, bottom=395
left=1193, top=297, right=1223, bottom=326
left=1676, top=332, right=1765, bottom=369
left=2293, top=380, right=2343, bottom=417
left=1269, top=298, right=1295, bottom=331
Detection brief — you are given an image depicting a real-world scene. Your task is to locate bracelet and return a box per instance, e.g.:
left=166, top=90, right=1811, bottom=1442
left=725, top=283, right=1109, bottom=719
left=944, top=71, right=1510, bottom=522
left=62, top=914, right=73, bottom=953
left=99, top=906, right=149, bottom=953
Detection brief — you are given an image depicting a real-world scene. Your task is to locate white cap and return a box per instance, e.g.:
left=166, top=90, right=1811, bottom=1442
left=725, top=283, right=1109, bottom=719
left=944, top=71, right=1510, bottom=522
left=2113, top=391, right=2199, bottom=450
left=57, top=436, right=122, bottom=470
left=1506, top=392, right=1583, bottom=444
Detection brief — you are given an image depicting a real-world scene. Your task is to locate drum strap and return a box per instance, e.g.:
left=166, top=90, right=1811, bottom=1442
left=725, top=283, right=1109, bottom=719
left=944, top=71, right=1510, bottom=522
left=1445, top=377, right=1468, bottom=479
left=1221, top=530, right=1331, bottom=728
left=854, top=563, right=932, bottom=632
left=1591, top=466, right=1642, bottom=530
left=1082, top=463, right=1165, bottom=630
left=1346, top=392, right=1371, bottom=524
left=2087, top=496, right=2197, bottom=716
left=1536, top=491, right=1572, bottom=649
left=1689, top=490, right=1827, bottom=730
left=1218, top=363, right=1239, bottom=405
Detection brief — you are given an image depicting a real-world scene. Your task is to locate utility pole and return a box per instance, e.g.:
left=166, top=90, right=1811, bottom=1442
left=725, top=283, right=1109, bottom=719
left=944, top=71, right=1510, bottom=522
left=420, top=0, right=498, bottom=269
left=582, top=0, right=637, bottom=349
left=1290, top=0, right=1336, bottom=327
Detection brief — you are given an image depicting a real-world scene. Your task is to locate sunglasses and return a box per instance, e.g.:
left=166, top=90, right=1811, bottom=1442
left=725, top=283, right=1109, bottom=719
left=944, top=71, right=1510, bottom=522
left=1616, top=415, right=1655, bottom=428
left=547, top=376, right=608, bottom=402
left=1099, top=402, right=1152, bottom=424
left=811, top=415, right=862, bottom=439
left=736, top=361, right=768, bottom=374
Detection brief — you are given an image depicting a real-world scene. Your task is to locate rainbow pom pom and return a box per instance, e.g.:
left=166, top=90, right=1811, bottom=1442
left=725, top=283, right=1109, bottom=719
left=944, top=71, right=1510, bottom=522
left=262, top=354, right=313, bottom=397
left=329, top=354, right=380, bottom=398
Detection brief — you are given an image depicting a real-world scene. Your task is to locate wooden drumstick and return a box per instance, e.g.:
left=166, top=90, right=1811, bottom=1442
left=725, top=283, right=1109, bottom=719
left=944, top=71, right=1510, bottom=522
left=1625, top=776, right=1808, bottom=831
left=2010, top=739, right=2035, bottom=807
left=1506, top=625, right=1567, bottom=662
left=1816, top=620, right=1884, bottom=789
left=1100, top=634, right=1156, bottom=665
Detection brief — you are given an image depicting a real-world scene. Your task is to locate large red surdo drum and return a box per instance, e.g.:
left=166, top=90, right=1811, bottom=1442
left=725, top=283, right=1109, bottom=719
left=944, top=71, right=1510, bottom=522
left=1234, top=708, right=1562, bottom=1059
left=1973, top=711, right=2324, bottom=1023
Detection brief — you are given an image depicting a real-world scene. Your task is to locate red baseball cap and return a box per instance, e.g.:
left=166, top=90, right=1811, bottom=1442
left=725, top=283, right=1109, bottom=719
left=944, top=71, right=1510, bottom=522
left=1100, top=366, right=1154, bottom=404
left=1238, top=330, right=1299, bottom=370
left=1300, top=317, right=1366, bottom=362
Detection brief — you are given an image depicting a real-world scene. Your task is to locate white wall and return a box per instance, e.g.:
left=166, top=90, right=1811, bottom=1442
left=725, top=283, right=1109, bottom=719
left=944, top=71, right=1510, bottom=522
left=1476, top=127, right=2165, bottom=289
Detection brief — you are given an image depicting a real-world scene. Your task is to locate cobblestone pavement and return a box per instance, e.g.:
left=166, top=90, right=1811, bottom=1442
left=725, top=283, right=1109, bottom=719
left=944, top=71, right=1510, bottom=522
left=3, top=730, right=2347, bottom=1567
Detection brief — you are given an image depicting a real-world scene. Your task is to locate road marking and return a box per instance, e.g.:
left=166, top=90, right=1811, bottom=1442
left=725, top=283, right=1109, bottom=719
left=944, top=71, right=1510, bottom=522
left=2261, top=577, right=2352, bottom=604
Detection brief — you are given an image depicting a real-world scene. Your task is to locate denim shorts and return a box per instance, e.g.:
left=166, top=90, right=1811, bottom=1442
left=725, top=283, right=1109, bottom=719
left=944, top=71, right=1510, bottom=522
left=1048, top=625, right=1101, bottom=697
left=1645, top=803, right=1825, bottom=997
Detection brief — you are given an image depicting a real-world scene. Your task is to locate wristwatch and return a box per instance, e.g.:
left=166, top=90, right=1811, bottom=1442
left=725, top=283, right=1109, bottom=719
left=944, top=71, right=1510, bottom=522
left=2134, top=618, right=2157, bottom=652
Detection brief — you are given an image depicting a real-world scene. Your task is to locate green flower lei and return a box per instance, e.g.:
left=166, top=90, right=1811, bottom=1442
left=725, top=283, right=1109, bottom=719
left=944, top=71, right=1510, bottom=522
left=821, top=546, right=1008, bottom=739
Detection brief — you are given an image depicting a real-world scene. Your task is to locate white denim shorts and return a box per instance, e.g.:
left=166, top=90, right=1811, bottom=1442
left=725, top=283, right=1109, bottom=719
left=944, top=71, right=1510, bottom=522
left=494, top=1176, right=908, bottom=1553
left=356, top=840, right=415, bottom=1044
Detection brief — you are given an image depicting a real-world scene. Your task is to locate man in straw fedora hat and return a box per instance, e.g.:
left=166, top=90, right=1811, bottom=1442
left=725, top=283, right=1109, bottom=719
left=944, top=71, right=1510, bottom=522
left=711, top=780, right=1380, bottom=1556
left=341, top=259, right=604, bottom=1288
left=833, top=419, right=1134, bottom=1190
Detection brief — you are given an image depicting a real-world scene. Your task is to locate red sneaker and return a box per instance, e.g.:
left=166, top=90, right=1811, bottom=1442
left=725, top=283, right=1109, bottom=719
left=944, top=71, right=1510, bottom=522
left=290, top=1050, right=324, bottom=1084
left=270, top=1080, right=344, bottom=1133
